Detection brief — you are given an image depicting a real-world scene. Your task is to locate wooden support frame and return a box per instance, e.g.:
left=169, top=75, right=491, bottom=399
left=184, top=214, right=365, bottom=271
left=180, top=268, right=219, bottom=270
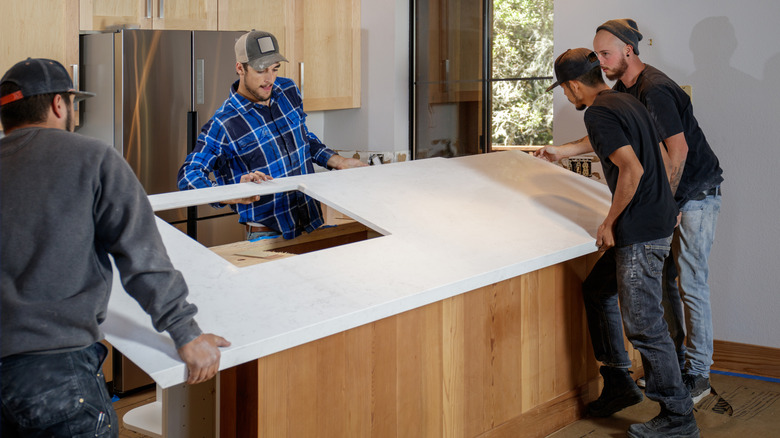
left=218, top=253, right=643, bottom=437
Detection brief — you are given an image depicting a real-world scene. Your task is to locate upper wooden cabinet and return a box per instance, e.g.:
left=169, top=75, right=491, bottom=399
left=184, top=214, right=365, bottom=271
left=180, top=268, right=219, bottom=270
left=294, top=0, right=361, bottom=111
left=78, top=0, right=360, bottom=111
left=0, top=0, right=81, bottom=128
left=218, top=0, right=360, bottom=111
left=217, top=0, right=292, bottom=79
left=80, top=0, right=218, bottom=31
left=1, top=0, right=79, bottom=82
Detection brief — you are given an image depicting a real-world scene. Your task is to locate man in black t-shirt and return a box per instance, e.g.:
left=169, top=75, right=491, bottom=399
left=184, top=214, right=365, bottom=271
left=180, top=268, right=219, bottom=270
left=594, top=19, right=723, bottom=406
left=542, top=48, right=698, bottom=438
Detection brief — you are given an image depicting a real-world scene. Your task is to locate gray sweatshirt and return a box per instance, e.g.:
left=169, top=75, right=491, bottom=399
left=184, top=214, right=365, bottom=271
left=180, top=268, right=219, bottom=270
left=1, top=127, right=201, bottom=357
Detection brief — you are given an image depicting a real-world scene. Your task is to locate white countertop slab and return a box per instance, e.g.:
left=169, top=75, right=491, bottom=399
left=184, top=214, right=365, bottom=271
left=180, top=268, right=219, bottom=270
left=103, top=151, right=612, bottom=388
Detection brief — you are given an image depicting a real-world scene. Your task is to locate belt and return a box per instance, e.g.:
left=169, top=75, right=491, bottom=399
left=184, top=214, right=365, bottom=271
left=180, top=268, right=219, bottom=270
left=245, top=224, right=274, bottom=233
left=690, top=186, right=721, bottom=201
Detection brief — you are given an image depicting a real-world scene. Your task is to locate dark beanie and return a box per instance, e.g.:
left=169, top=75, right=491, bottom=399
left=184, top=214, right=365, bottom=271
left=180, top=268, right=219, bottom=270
left=597, top=19, right=643, bottom=55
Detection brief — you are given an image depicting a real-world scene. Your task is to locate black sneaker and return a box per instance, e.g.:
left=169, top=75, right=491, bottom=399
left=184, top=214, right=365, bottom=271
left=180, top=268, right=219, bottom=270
left=587, top=366, right=644, bottom=417
left=627, top=408, right=700, bottom=438
left=683, top=373, right=711, bottom=404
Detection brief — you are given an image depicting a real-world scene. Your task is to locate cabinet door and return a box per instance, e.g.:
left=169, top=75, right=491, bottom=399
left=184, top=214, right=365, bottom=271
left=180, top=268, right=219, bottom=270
left=295, top=0, right=361, bottom=111
left=80, top=0, right=152, bottom=30
left=153, top=0, right=218, bottom=30
left=217, top=0, right=291, bottom=78
left=80, top=0, right=217, bottom=31
left=1, top=0, right=80, bottom=126
left=2, top=0, right=79, bottom=75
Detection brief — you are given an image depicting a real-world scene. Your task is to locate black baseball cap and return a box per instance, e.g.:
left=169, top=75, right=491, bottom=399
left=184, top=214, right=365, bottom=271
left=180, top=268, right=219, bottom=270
left=235, top=30, right=288, bottom=71
left=0, top=58, right=95, bottom=106
left=546, top=48, right=601, bottom=92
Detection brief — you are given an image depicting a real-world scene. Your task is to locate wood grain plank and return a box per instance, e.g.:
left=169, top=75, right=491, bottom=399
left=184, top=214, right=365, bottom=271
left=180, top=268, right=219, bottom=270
left=371, top=316, right=398, bottom=438
left=520, top=270, right=541, bottom=412
left=442, top=295, right=465, bottom=438
left=713, top=340, right=780, bottom=379
left=224, top=255, right=616, bottom=437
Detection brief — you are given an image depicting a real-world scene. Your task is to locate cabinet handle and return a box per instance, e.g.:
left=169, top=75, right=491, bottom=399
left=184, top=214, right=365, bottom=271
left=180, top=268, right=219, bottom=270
left=146, top=0, right=152, bottom=18
left=158, top=0, right=164, bottom=18
left=71, top=64, right=80, bottom=111
left=299, top=62, right=304, bottom=99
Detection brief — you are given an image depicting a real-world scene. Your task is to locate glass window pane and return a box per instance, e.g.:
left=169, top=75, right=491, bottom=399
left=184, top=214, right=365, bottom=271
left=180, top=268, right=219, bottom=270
left=415, top=0, right=484, bottom=84
left=492, top=0, right=553, bottom=80
left=491, top=79, right=552, bottom=147
left=415, top=81, right=484, bottom=159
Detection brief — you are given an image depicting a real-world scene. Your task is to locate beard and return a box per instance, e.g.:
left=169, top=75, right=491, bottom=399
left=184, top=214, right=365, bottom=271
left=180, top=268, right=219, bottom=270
left=66, top=109, right=75, bottom=132
left=604, top=56, right=628, bottom=81
left=247, top=87, right=271, bottom=104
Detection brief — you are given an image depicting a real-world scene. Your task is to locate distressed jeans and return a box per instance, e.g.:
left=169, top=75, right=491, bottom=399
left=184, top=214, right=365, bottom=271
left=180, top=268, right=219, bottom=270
left=1, top=342, right=118, bottom=437
left=583, top=236, right=693, bottom=415
left=663, top=191, right=722, bottom=377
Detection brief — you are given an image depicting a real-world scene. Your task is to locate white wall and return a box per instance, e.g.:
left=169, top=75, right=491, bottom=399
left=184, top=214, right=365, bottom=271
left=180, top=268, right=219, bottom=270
left=555, top=0, right=780, bottom=348
left=311, top=0, right=409, bottom=154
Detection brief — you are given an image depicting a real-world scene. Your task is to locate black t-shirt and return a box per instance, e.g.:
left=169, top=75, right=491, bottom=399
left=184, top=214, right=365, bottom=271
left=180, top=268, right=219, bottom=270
left=584, top=90, right=678, bottom=246
left=614, top=65, right=723, bottom=206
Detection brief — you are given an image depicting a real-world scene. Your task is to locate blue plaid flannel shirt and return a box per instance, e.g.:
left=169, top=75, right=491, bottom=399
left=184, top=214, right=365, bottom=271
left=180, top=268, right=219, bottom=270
left=177, top=78, right=336, bottom=239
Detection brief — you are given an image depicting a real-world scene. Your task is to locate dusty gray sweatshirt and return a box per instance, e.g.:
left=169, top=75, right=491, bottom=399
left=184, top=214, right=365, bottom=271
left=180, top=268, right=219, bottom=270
left=1, top=127, right=201, bottom=357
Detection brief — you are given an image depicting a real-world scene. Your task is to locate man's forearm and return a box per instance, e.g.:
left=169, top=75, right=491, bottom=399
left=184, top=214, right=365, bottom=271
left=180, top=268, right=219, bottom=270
left=663, top=133, right=689, bottom=195
left=558, top=135, right=594, bottom=157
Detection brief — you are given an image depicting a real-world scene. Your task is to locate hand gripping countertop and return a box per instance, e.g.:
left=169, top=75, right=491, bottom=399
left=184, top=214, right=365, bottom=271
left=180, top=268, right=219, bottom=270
left=103, top=151, right=612, bottom=388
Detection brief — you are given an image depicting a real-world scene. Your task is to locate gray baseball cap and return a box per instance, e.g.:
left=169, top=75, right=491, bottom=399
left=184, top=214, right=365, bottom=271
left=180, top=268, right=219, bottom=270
left=235, top=31, right=288, bottom=71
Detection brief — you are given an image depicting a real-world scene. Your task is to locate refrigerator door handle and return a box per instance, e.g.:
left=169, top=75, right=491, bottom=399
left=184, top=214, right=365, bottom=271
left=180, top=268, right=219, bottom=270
left=71, top=64, right=80, bottom=111
left=159, top=0, right=164, bottom=19
left=196, top=58, right=205, bottom=105
left=146, top=0, right=152, bottom=18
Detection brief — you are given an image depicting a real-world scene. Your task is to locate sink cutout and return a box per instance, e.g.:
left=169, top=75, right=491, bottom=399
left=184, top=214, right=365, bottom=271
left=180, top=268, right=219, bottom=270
left=207, top=201, right=384, bottom=268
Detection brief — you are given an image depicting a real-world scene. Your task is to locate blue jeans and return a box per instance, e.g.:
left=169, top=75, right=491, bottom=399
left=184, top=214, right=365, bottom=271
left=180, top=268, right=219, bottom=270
left=1, top=343, right=118, bottom=437
left=583, top=236, right=693, bottom=415
left=663, top=191, right=722, bottom=377
left=247, top=230, right=281, bottom=241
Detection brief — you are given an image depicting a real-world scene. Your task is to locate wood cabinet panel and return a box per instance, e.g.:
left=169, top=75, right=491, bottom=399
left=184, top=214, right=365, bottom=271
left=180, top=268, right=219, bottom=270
left=220, top=256, right=645, bottom=437
left=294, top=0, right=361, bottom=111
left=217, top=0, right=292, bottom=79
left=80, top=0, right=151, bottom=30
left=1, top=0, right=79, bottom=81
left=153, top=0, right=217, bottom=30
left=80, top=0, right=217, bottom=31
left=1, top=0, right=80, bottom=129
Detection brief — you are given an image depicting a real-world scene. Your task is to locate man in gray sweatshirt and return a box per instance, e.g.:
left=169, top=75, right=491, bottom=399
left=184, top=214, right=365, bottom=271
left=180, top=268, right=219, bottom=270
left=0, top=58, right=230, bottom=437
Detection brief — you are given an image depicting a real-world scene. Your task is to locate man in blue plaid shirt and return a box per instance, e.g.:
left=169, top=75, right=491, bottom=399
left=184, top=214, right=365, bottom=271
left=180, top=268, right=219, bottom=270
left=178, top=30, right=365, bottom=240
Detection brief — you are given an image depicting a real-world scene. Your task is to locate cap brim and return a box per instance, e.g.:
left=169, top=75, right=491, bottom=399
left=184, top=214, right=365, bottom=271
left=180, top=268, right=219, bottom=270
left=72, top=90, right=96, bottom=103
left=545, top=81, right=561, bottom=92
left=248, top=54, right=289, bottom=72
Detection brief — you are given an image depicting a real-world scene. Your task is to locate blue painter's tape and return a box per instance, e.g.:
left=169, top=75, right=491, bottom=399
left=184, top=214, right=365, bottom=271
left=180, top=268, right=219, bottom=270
left=711, top=369, right=780, bottom=384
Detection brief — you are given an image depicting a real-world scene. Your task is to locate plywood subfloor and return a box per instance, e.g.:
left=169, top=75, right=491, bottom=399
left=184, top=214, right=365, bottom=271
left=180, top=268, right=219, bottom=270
left=547, top=372, right=780, bottom=438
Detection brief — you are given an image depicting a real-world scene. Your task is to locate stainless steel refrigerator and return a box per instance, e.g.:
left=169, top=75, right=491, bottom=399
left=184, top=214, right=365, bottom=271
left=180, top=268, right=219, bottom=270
left=79, top=29, right=246, bottom=395
left=79, top=29, right=247, bottom=249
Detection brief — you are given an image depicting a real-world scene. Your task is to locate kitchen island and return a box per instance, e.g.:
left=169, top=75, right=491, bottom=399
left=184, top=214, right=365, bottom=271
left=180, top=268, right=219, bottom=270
left=105, top=151, right=640, bottom=437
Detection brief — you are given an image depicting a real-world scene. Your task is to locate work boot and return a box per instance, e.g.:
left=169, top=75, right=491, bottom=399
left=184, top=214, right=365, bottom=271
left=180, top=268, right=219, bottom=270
left=627, top=407, right=700, bottom=438
left=587, top=366, right=644, bottom=417
left=683, top=373, right=712, bottom=404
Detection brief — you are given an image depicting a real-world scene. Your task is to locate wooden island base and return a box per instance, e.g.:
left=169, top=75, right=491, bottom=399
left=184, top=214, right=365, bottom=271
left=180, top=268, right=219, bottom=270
left=219, top=253, right=643, bottom=438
